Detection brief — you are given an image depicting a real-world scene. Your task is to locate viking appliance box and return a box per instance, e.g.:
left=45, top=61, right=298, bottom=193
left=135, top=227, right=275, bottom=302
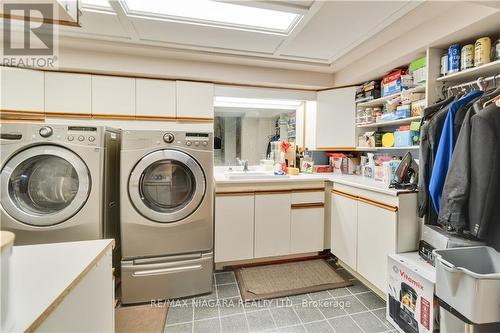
left=387, top=252, right=437, bottom=333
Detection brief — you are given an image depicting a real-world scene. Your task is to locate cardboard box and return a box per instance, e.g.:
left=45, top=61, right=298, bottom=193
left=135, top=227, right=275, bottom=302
left=387, top=252, right=437, bottom=333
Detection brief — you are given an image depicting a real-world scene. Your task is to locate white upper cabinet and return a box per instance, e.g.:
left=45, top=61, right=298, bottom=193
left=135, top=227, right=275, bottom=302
left=316, top=86, right=356, bottom=149
left=136, top=78, right=176, bottom=119
left=1, top=67, right=44, bottom=113
left=91, top=75, right=135, bottom=117
left=45, top=72, right=91, bottom=116
left=176, top=81, right=214, bottom=120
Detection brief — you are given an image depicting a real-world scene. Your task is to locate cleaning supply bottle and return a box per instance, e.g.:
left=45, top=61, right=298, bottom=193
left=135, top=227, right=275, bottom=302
left=363, top=153, right=375, bottom=178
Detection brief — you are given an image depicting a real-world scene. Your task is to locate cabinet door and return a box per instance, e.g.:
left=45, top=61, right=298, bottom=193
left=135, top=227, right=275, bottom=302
left=316, top=87, right=356, bottom=149
left=357, top=199, right=397, bottom=293
left=1, top=67, right=44, bottom=112
left=254, top=193, right=291, bottom=258
left=92, top=75, right=135, bottom=117
left=290, top=207, right=324, bottom=254
left=176, top=81, right=214, bottom=120
left=45, top=72, right=91, bottom=116
left=136, top=78, right=176, bottom=119
left=331, top=191, right=358, bottom=269
left=215, top=194, right=254, bottom=263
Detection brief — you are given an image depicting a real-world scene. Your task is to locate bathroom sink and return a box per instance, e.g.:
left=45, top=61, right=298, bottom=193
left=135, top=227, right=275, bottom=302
left=224, top=171, right=290, bottom=180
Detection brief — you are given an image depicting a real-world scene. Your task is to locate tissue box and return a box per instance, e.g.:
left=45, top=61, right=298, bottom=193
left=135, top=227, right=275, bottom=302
left=413, top=67, right=427, bottom=84
left=382, top=69, right=412, bottom=97
left=394, top=130, right=413, bottom=147
left=411, top=99, right=426, bottom=117
left=395, top=105, right=411, bottom=119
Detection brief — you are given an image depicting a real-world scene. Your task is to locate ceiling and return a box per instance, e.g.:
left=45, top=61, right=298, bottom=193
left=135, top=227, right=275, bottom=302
left=58, top=0, right=424, bottom=72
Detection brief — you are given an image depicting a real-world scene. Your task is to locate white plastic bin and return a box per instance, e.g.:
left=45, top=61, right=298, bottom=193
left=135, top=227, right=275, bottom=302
left=434, top=246, right=500, bottom=324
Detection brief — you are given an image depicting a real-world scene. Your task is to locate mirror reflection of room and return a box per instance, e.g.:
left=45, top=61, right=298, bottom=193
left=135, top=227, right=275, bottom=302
left=214, top=97, right=311, bottom=169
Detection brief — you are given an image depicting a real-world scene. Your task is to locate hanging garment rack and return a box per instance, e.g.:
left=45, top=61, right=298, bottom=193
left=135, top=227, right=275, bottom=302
left=447, top=74, right=500, bottom=96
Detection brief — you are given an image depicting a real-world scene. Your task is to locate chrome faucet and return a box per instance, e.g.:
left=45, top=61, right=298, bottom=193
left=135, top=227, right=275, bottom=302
left=237, top=158, right=249, bottom=172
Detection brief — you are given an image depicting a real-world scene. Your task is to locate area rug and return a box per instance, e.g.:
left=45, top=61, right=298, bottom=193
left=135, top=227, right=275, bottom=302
left=115, top=303, right=168, bottom=333
left=235, top=259, right=352, bottom=301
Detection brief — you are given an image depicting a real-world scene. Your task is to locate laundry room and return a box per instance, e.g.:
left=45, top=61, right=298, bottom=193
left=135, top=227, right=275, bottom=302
left=0, top=1, right=500, bottom=333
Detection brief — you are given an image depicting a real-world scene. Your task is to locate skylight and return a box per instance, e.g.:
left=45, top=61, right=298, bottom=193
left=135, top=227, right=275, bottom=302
left=81, top=0, right=112, bottom=9
left=214, top=97, right=303, bottom=109
left=121, top=0, right=302, bottom=35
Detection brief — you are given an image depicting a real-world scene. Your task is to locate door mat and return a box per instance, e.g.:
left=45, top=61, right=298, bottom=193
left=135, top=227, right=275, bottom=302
left=235, top=259, right=352, bottom=301
left=115, top=303, right=168, bottom=333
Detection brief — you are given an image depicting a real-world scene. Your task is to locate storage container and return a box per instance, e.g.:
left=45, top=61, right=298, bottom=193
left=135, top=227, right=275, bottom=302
left=434, top=246, right=500, bottom=324
left=394, top=130, right=413, bottom=147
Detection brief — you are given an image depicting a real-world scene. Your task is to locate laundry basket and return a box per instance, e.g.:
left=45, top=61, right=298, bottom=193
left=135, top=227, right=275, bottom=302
left=434, top=246, right=500, bottom=324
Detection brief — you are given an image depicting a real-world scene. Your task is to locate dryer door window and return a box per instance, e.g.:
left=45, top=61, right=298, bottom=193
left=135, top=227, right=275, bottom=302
left=1, top=145, right=91, bottom=226
left=129, top=150, right=206, bottom=223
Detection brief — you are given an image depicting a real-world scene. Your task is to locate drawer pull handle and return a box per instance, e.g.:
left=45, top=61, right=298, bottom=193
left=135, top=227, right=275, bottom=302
left=291, top=203, right=324, bottom=209
left=358, top=197, right=398, bottom=212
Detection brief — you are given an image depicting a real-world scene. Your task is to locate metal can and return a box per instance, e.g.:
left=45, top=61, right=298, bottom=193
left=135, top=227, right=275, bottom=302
left=494, top=39, right=500, bottom=61
left=440, top=53, right=448, bottom=76
left=474, top=37, right=491, bottom=67
left=447, top=44, right=461, bottom=74
left=461, top=44, right=474, bottom=70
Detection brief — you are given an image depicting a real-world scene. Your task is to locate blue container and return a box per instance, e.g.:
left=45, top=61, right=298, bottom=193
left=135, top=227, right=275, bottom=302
left=448, top=44, right=461, bottom=74
left=394, top=130, right=413, bottom=147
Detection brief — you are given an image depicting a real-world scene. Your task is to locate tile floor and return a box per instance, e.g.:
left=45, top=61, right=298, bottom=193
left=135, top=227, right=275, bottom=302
left=164, top=267, right=396, bottom=333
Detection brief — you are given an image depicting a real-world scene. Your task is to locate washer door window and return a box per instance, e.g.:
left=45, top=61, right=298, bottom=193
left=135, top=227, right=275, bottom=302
left=129, top=150, right=206, bottom=223
left=1, top=145, right=91, bottom=226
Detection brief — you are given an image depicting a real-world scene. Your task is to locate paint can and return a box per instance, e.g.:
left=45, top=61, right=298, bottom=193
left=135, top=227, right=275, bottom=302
left=474, top=37, right=491, bottom=67
left=440, top=53, right=448, bottom=76
left=460, top=44, right=474, bottom=70
left=447, top=44, right=460, bottom=74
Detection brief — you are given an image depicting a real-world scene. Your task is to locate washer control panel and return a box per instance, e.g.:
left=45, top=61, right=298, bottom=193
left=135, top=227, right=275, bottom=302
left=161, top=131, right=212, bottom=149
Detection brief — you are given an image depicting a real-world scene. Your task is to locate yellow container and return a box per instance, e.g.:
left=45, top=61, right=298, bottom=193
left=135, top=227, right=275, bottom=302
left=382, top=132, right=395, bottom=147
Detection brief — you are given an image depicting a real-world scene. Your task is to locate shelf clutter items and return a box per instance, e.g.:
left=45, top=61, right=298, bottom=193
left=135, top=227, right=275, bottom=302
left=355, top=56, right=427, bottom=150
left=440, top=35, right=500, bottom=76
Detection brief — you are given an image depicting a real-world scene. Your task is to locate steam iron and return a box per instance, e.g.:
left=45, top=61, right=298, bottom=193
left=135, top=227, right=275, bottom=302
left=391, top=152, right=418, bottom=190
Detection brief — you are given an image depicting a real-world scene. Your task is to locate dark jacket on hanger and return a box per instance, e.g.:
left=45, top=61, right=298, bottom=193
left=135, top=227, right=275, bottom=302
left=439, top=102, right=500, bottom=240
left=429, top=90, right=483, bottom=214
left=417, top=96, right=455, bottom=224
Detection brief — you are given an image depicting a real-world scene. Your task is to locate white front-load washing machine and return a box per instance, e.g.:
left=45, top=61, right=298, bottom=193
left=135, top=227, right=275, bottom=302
left=120, top=129, right=213, bottom=304
left=0, top=123, right=121, bottom=246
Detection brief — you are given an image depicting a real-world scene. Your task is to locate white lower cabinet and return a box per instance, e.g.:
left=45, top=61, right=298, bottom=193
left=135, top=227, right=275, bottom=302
left=331, top=191, right=358, bottom=269
left=215, top=188, right=325, bottom=263
left=290, top=206, right=324, bottom=254
left=330, top=184, right=417, bottom=294
left=356, top=200, right=397, bottom=293
left=215, top=194, right=254, bottom=262
left=254, top=193, right=291, bottom=258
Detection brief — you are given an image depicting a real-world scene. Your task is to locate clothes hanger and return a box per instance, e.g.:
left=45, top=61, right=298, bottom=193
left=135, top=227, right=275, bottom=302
left=479, top=76, right=500, bottom=108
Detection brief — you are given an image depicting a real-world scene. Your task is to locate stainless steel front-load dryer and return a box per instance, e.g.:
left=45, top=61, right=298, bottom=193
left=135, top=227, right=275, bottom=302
left=0, top=123, right=121, bottom=247
left=120, top=130, right=213, bottom=304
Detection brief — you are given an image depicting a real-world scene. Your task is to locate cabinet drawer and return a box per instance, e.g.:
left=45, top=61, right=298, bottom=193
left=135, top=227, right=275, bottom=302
left=291, top=190, right=324, bottom=204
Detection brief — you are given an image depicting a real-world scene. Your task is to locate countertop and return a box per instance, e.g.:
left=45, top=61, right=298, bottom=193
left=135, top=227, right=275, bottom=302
left=215, top=171, right=414, bottom=196
left=10, top=239, right=114, bottom=332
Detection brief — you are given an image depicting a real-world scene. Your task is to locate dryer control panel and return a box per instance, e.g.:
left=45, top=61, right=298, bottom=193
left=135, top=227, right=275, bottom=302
left=185, top=132, right=211, bottom=149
